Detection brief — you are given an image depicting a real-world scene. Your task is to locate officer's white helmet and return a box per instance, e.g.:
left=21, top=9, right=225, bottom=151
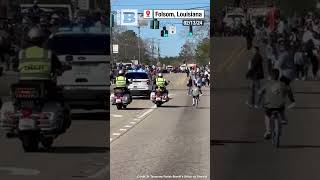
left=118, top=70, right=124, bottom=75
left=158, top=73, right=163, bottom=77
left=27, top=27, right=45, bottom=44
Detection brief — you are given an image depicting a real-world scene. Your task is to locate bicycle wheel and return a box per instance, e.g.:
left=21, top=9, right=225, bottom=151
left=272, top=114, right=281, bottom=148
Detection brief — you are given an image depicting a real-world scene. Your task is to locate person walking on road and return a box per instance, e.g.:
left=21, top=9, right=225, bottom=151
left=244, top=21, right=255, bottom=50
left=302, top=25, right=319, bottom=80
left=196, top=76, right=203, bottom=96
left=246, top=46, right=264, bottom=108
left=187, top=76, right=193, bottom=96
left=294, top=46, right=307, bottom=80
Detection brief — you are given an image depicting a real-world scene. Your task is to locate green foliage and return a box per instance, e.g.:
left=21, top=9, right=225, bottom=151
left=195, top=38, right=210, bottom=65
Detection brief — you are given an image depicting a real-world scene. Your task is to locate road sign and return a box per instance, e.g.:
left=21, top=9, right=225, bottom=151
left=169, top=25, right=176, bottom=34
left=117, top=9, right=138, bottom=26
left=138, top=13, right=148, bottom=26
left=112, top=44, right=119, bottom=53
left=78, top=0, right=89, bottom=10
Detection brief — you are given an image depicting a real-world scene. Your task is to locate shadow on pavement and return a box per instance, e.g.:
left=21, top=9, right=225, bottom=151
left=211, top=140, right=258, bottom=146
left=295, top=91, right=320, bottom=94
left=71, top=112, right=108, bottom=121
left=280, top=145, right=320, bottom=149
left=196, top=107, right=210, bottom=109
left=125, top=107, right=153, bottom=110
left=161, top=105, right=191, bottom=108
left=40, top=146, right=108, bottom=154
left=293, top=107, right=320, bottom=110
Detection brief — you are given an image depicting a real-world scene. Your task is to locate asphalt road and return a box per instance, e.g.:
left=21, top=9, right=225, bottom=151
left=110, top=73, right=210, bottom=180
left=212, top=37, right=320, bottom=179
left=0, top=73, right=108, bottom=180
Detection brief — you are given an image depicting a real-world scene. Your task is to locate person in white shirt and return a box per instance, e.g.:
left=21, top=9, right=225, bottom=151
left=294, top=46, right=307, bottom=80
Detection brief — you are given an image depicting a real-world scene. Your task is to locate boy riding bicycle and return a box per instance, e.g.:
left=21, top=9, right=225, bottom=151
left=258, top=69, right=295, bottom=139
left=191, top=85, right=200, bottom=106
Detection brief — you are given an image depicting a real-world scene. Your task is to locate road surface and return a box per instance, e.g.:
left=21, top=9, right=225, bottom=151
left=0, top=72, right=108, bottom=180
left=110, top=73, right=210, bottom=180
left=212, top=37, right=320, bottom=179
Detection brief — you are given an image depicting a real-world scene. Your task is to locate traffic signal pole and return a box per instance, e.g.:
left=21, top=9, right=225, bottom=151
left=138, top=25, right=141, bottom=64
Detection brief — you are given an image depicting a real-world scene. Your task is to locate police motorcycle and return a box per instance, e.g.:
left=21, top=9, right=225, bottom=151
left=110, top=71, right=132, bottom=110
left=0, top=67, right=72, bottom=152
left=150, top=82, right=170, bottom=107
left=111, top=87, right=132, bottom=110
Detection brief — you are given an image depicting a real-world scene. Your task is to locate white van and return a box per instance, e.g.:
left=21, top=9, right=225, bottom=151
left=48, top=26, right=110, bottom=110
left=180, top=64, right=187, bottom=72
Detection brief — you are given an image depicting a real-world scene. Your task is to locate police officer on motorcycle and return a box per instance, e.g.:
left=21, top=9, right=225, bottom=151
left=115, top=70, right=132, bottom=102
left=17, top=27, right=70, bottom=131
left=153, top=73, right=169, bottom=95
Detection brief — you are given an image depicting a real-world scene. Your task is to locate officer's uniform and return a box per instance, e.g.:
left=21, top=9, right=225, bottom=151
left=155, top=77, right=168, bottom=94
left=115, top=75, right=131, bottom=101
left=18, top=46, right=62, bottom=101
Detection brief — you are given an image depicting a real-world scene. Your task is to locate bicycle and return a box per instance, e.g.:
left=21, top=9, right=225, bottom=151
left=269, top=103, right=295, bottom=148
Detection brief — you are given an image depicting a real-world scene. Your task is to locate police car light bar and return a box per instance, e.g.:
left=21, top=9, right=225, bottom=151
left=127, top=69, right=146, bottom=73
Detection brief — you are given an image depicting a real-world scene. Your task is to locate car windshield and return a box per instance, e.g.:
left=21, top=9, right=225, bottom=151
left=126, top=73, right=149, bottom=79
left=48, top=34, right=109, bottom=55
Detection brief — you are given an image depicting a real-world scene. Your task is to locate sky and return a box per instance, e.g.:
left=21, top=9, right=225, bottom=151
left=111, top=0, right=210, bottom=57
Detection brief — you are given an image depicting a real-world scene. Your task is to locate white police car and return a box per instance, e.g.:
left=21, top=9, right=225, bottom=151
left=125, top=69, right=152, bottom=97
left=48, top=26, right=110, bottom=109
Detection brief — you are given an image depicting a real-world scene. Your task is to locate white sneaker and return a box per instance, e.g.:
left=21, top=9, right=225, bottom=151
left=264, top=131, right=271, bottom=140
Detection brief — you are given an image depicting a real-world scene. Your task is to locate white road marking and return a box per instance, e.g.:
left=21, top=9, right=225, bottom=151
left=137, top=105, right=156, bottom=119
left=111, top=114, right=123, bottom=118
left=0, top=167, right=40, bottom=176
left=129, top=122, right=136, bottom=124
left=134, top=118, right=140, bottom=121
left=110, top=138, right=113, bottom=141
left=119, top=129, right=127, bottom=131
left=124, top=125, right=132, bottom=128
left=87, top=167, right=107, bottom=178
left=112, top=133, right=121, bottom=136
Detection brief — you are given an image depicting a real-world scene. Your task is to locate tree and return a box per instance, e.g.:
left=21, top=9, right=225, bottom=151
left=195, top=38, right=210, bottom=65
left=112, top=29, right=150, bottom=64
left=179, top=40, right=195, bottom=64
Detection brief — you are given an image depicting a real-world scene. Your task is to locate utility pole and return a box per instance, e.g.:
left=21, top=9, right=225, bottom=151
left=138, top=25, right=141, bottom=64
left=151, top=38, right=155, bottom=63
left=157, top=40, right=160, bottom=63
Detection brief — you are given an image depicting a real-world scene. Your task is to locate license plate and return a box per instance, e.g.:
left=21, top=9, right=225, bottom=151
left=18, top=119, right=36, bottom=129
left=116, top=99, right=121, bottom=103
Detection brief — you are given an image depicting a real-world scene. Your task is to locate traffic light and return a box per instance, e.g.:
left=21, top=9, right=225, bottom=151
left=164, top=30, right=168, bottom=37
left=154, top=19, right=159, bottom=29
left=161, top=26, right=168, bottom=37
left=111, top=14, right=114, bottom=27
left=150, top=19, right=160, bottom=29
left=188, top=25, right=193, bottom=36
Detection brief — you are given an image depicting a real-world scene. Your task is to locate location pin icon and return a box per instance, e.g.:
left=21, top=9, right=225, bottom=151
left=146, top=10, right=150, bottom=17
